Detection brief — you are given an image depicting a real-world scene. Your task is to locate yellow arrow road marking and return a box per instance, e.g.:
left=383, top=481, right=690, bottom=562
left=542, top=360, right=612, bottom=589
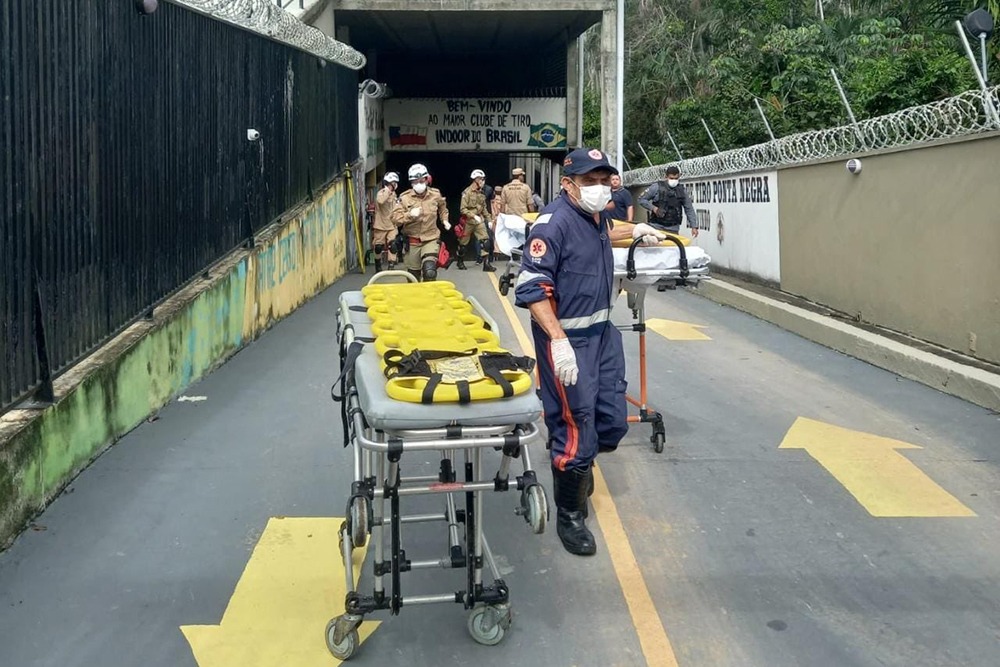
left=779, top=417, right=976, bottom=518
left=181, top=517, right=379, bottom=665
left=489, top=273, right=679, bottom=667
left=647, top=318, right=711, bottom=341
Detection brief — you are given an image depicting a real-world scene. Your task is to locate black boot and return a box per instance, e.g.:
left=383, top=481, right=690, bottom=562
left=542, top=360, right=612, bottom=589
left=552, top=466, right=597, bottom=556
left=374, top=258, right=383, bottom=273
left=482, top=259, right=496, bottom=272
left=583, top=466, right=594, bottom=518
left=456, top=249, right=467, bottom=270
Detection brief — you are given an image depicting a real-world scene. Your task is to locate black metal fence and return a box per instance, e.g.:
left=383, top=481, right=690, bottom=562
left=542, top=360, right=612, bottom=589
left=0, top=0, right=358, bottom=413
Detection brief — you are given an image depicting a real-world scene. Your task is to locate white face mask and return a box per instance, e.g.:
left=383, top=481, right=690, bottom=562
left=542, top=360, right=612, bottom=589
left=412, top=182, right=427, bottom=194
left=574, top=183, right=612, bottom=214
left=667, top=178, right=680, bottom=188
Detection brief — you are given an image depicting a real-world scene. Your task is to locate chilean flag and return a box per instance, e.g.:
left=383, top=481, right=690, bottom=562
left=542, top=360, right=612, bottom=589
left=388, top=125, right=426, bottom=147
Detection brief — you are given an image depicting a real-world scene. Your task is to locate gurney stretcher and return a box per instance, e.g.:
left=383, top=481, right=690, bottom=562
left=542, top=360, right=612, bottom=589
left=326, top=272, right=550, bottom=660
left=492, top=214, right=711, bottom=453
left=614, top=237, right=710, bottom=453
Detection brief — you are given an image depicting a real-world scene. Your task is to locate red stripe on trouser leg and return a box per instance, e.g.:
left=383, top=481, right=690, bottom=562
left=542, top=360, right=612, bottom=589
left=543, top=333, right=580, bottom=472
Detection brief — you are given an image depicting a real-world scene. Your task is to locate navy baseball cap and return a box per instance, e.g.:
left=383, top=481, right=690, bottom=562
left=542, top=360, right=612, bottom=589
left=562, top=148, right=619, bottom=176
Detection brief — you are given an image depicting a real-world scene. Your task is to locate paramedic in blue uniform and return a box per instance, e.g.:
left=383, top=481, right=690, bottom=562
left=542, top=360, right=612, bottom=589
left=514, top=148, right=667, bottom=556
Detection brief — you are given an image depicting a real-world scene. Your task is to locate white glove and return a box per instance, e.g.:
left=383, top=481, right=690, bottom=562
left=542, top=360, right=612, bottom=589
left=632, top=222, right=666, bottom=246
left=442, top=220, right=451, bottom=231
left=409, top=207, right=421, bottom=219
left=474, top=215, right=483, bottom=223
left=550, top=338, right=578, bottom=387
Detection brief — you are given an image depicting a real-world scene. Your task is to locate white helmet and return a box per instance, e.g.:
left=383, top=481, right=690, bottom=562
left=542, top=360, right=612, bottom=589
left=383, top=171, right=399, bottom=184
left=470, top=169, right=486, bottom=180
left=407, top=163, right=429, bottom=181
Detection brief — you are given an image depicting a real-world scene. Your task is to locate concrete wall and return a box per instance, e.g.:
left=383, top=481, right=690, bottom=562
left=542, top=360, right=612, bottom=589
left=778, top=134, right=1000, bottom=365
left=0, top=180, right=349, bottom=548
left=629, top=170, right=781, bottom=284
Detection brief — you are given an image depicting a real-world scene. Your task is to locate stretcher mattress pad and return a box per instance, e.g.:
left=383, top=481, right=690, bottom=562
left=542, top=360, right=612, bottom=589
left=353, top=349, right=542, bottom=430
left=340, top=290, right=542, bottom=428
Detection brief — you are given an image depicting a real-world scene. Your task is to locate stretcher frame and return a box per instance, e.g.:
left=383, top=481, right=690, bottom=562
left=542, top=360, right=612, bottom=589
left=615, top=237, right=709, bottom=452
left=497, top=237, right=710, bottom=454
left=326, top=272, right=550, bottom=660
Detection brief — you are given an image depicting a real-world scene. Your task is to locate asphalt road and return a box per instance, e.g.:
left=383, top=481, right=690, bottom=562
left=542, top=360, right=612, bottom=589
left=1, top=267, right=998, bottom=667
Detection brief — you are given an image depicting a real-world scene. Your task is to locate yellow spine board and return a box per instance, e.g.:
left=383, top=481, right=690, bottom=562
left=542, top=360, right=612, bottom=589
left=360, top=282, right=532, bottom=403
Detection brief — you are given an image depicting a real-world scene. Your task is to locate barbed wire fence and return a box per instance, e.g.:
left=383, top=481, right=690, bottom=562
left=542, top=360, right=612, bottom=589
left=623, top=86, right=1000, bottom=186
left=169, top=0, right=367, bottom=70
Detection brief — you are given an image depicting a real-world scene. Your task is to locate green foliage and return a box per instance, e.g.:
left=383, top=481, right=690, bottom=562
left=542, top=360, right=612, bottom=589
left=582, top=88, right=602, bottom=148
left=606, top=0, right=992, bottom=165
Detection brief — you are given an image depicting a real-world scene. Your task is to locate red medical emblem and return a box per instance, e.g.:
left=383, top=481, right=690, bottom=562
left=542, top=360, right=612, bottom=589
left=588, top=149, right=603, bottom=160
left=529, top=239, right=547, bottom=258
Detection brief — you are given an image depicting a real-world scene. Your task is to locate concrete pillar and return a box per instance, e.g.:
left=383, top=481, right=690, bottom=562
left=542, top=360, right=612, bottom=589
left=312, top=1, right=336, bottom=37
left=566, top=37, right=581, bottom=148
left=600, top=8, right=620, bottom=167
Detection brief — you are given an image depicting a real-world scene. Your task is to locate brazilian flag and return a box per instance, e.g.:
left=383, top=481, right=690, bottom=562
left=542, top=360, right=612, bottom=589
left=528, top=122, right=567, bottom=149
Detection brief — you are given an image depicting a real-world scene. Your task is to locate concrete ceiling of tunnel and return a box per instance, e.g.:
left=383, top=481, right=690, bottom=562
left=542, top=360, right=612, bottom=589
left=335, top=10, right=602, bottom=55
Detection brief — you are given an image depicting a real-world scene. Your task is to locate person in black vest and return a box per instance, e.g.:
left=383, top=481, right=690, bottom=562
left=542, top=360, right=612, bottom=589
left=637, top=166, right=699, bottom=237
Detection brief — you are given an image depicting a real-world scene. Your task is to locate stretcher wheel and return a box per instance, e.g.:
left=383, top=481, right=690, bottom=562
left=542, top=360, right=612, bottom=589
left=498, top=274, right=511, bottom=296
left=526, top=485, right=548, bottom=535
left=653, top=432, right=665, bottom=454
left=349, top=497, right=370, bottom=548
left=467, top=604, right=512, bottom=646
left=325, top=619, right=359, bottom=660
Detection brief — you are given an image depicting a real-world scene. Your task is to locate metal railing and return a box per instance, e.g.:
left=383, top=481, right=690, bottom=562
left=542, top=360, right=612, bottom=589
left=1, top=0, right=359, bottom=413
left=624, top=86, right=1000, bottom=186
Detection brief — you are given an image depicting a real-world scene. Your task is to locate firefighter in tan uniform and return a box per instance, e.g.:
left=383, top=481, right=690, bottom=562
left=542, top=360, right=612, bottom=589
left=390, top=163, right=450, bottom=281
left=457, top=169, right=496, bottom=272
left=373, top=172, right=400, bottom=272
left=500, top=167, right=535, bottom=216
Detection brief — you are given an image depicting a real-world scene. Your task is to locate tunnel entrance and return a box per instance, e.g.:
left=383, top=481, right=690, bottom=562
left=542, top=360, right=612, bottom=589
left=384, top=150, right=564, bottom=217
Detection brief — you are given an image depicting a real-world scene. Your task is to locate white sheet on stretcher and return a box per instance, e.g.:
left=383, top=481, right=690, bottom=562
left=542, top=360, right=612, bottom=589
left=496, top=213, right=712, bottom=273
left=612, top=245, right=711, bottom=271
left=494, top=213, right=530, bottom=256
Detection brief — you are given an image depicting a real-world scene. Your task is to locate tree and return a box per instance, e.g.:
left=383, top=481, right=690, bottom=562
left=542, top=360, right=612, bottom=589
left=592, top=0, right=990, bottom=166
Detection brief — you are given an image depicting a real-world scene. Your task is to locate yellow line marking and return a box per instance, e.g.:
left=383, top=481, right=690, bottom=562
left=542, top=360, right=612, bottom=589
left=489, top=274, right=680, bottom=667
left=181, top=517, right=379, bottom=665
left=647, top=317, right=712, bottom=341
left=487, top=272, right=535, bottom=357
left=780, top=417, right=976, bottom=517
left=592, top=466, right=680, bottom=667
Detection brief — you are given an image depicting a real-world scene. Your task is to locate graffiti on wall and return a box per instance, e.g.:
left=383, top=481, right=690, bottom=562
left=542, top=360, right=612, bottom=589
left=245, top=179, right=348, bottom=335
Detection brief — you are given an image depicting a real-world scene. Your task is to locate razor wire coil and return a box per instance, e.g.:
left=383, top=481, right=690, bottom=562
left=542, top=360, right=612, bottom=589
left=171, top=0, right=366, bottom=70
left=624, top=87, right=1000, bottom=185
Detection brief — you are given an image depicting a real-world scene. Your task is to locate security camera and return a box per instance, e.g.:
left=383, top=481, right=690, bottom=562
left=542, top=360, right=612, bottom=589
left=846, top=158, right=863, bottom=175
left=247, top=129, right=261, bottom=142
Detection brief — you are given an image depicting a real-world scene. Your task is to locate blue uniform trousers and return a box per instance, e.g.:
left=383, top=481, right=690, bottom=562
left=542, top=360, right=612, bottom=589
left=533, top=322, right=629, bottom=472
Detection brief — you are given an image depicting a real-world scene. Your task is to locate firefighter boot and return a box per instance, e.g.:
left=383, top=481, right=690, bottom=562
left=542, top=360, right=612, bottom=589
left=552, top=466, right=597, bottom=556
left=482, top=258, right=496, bottom=272
left=456, top=247, right=467, bottom=270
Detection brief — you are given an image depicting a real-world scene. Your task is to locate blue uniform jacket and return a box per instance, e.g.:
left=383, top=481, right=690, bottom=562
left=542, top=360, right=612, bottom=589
left=514, top=192, right=614, bottom=337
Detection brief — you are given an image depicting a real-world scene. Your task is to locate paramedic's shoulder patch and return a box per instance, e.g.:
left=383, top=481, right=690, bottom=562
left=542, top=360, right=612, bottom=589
left=528, top=238, right=547, bottom=259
